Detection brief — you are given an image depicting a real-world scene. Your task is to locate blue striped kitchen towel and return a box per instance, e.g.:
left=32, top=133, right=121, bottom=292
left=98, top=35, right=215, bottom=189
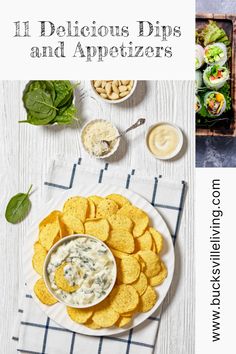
left=13, top=156, right=186, bottom=354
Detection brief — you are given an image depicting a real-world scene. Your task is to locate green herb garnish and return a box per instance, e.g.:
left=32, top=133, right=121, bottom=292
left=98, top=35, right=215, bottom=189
left=5, top=185, right=33, bottom=224
left=20, top=81, right=79, bottom=126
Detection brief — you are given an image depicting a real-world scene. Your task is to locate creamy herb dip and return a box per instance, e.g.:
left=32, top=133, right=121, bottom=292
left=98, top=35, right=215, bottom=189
left=47, top=237, right=116, bottom=306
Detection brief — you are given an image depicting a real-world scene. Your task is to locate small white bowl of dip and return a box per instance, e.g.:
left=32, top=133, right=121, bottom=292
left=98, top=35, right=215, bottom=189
left=43, top=234, right=117, bottom=308
left=81, top=119, right=120, bottom=159
left=146, top=122, right=183, bottom=160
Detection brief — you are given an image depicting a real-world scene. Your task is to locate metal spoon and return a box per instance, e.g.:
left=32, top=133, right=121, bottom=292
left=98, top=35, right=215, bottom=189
left=100, top=118, right=146, bottom=152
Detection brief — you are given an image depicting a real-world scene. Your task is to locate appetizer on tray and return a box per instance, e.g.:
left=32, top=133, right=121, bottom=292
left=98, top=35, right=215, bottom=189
left=195, top=20, right=232, bottom=129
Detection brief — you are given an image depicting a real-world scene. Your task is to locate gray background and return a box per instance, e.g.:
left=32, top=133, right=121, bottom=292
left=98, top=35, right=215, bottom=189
left=196, top=0, right=236, bottom=167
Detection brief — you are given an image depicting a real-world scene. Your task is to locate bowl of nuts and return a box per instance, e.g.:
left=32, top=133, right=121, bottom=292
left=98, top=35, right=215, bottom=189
left=91, top=80, right=137, bottom=103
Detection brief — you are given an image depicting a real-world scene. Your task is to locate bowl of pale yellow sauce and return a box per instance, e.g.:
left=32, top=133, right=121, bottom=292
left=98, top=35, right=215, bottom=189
left=146, top=122, right=183, bottom=160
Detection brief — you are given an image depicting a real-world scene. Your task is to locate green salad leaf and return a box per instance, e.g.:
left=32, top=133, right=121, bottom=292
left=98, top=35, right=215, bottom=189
left=52, top=104, right=77, bottom=125
left=196, top=21, right=231, bottom=58
left=5, top=185, right=33, bottom=224
left=20, top=80, right=78, bottom=126
left=53, top=80, right=73, bottom=107
left=196, top=20, right=230, bottom=46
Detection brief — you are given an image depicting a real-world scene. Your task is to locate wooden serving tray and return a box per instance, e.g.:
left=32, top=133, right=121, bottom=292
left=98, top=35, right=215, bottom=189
left=196, top=13, right=236, bottom=136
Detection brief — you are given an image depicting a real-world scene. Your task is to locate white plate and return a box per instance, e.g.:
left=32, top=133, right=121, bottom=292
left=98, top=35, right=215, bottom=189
left=24, top=184, right=175, bottom=336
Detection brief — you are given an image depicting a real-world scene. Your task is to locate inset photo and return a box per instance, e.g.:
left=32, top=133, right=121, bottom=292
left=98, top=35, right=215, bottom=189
left=195, top=8, right=236, bottom=167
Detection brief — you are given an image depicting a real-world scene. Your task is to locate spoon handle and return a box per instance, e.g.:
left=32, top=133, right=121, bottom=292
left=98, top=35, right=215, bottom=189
left=118, top=118, right=146, bottom=138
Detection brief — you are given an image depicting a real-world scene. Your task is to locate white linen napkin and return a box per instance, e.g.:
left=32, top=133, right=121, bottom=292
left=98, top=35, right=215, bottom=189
left=13, top=156, right=186, bottom=354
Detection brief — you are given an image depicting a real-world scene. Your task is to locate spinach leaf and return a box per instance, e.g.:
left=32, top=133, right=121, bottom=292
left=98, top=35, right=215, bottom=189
left=5, top=185, right=33, bottom=224
left=21, top=81, right=78, bottom=126
left=53, top=104, right=77, bottom=125
left=53, top=81, right=73, bottom=107
left=19, top=112, right=56, bottom=125
left=24, top=88, right=57, bottom=114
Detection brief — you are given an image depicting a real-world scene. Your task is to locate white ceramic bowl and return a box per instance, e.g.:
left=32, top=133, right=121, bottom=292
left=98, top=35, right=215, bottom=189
left=90, top=80, right=137, bottom=104
left=43, top=234, right=117, bottom=308
left=145, top=122, right=184, bottom=160
left=80, top=119, right=120, bottom=159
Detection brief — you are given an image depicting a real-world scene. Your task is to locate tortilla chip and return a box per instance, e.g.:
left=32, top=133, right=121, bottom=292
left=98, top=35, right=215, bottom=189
left=33, top=241, right=46, bottom=253
left=34, top=278, right=58, bottom=305
left=84, top=319, right=101, bottom=329
left=106, top=194, right=131, bottom=208
left=149, top=261, right=167, bottom=286
left=106, top=229, right=134, bottom=253
left=67, top=306, right=93, bottom=324
left=39, top=222, right=60, bottom=251
left=139, top=286, right=158, bottom=312
left=138, top=250, right=161, bottom=278
left=108, top=214, right=133, bottom=232
left=117, top=204, right=149, bottom=237
left=54, top=262, right=79, bottom=292
left=87, top=199, right=96, bottom=219
left=58, top=216, right=73, bottom=237
left=117, top=256, right=140, bottom=284
left=149, top=227, right=163, bottom=254
left=96, top=199, right=119, bottom=218
left=110, top=248, right=129, bottom=259
left=39, top=210, right=62, bottom=230
left=92, top=300, right=119, bottom=328
left=62, top=213, right=84, bottom=234
left=85, top=218, right=110, bottom=241
left=109, top=285, right=139, bottom=314
left=32, top=248, right=47, bottom=275
left=116, top=315, right=132, bottom=328
left=63, top=196, right=88, bottom=223
left=135, top=230, right=153, bottom=251
left=88, top=195, right=103, bottom=207
left=131, top=272, right=148, bottom=296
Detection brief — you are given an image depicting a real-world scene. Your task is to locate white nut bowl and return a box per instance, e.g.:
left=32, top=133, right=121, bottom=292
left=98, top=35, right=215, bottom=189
left=80, top=119, right=120, bottom=159
left=90, top=80, right=137, bottom=104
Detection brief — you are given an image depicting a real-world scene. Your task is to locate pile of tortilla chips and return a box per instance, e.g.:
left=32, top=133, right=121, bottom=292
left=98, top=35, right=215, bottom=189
left=33, top=193, right=167, bottom=329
